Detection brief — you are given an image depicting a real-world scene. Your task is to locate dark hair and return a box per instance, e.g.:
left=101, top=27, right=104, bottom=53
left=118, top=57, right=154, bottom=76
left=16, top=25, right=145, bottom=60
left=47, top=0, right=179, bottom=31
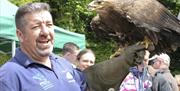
left=15, top=2, right=50, bottom=30
left=77, top=49, right=95, bottom=60
left=62, top=42, right=79, bottom=55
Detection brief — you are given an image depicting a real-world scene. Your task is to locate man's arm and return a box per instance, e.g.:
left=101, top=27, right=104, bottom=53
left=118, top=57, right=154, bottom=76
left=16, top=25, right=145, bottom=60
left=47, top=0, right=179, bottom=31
left=0, top=62, right=19, bottom=91
left=153, top=74, right=173, bottom=91
left=83, top=44, right=146, bottom=91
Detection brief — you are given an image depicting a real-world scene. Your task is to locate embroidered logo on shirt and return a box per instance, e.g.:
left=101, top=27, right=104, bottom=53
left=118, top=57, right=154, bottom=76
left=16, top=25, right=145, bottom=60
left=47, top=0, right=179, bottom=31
left=33, top=73, right=54, bottom=90
left=66, top=72, right=75, bottom=83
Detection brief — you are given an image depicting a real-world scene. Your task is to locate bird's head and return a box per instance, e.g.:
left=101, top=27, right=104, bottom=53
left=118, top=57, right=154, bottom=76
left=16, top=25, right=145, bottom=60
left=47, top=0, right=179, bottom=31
left=88, top=0, right=114, bottom=11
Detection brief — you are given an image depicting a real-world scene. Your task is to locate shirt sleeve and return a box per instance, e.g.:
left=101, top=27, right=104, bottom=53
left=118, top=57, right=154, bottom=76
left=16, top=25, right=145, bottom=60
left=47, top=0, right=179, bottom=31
left=153, top=74, right=173, bottom=91
left=158, top=77, right=173, bottom=91
left=0, top=63, right=19, bottom=91
left=0, top=81, right=15, bottom=91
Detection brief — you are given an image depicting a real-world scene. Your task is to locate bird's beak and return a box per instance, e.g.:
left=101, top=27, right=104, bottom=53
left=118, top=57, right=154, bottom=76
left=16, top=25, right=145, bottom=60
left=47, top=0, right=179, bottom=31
left=87, top=1, right=97, bottom=11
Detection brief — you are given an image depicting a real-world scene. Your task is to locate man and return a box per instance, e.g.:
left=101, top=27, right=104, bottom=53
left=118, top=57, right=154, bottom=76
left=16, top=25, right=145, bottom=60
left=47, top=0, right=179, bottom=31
left=61, top=42, right=89, bottom=91
left=150, top=53, right=179, bottom=91
left=62, top=42, right=80, bottom=67
left=0, top=3, right=84, bottom=91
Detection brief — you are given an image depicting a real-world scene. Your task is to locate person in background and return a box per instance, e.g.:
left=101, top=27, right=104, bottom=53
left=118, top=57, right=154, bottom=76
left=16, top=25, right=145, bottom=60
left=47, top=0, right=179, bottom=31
left=0, top=2, right=84, bottom=91
left=73, top=49, right=96, bottom=91
left=62, top=42, right=80, bottom=68
left=175, top=75, right=180, bottom=91
left=119, top=50, right=153, bottom=91
left=77, top=49, right=96, bottom=71
left=61, top=42, right=88, bottom=91
left=150, top=53, right=179, bottom=91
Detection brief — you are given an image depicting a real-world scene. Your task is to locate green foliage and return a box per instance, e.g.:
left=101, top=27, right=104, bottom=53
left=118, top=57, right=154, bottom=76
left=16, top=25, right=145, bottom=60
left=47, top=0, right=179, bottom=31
left=0, top=53, right=11, bottom=66
left=86, top=38, right=118, bottom=63
left=10, top=0, right=39, bottom=6
left=39, top=0, right=94, bottom=33
left=159, top=0, right=180, bottom=15
left=170, top=48, right=180, bottom=75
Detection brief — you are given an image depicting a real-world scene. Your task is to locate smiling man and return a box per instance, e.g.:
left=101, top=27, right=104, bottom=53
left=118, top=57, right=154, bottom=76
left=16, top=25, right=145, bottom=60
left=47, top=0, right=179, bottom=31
left=0, top=3, right=85, bottom=91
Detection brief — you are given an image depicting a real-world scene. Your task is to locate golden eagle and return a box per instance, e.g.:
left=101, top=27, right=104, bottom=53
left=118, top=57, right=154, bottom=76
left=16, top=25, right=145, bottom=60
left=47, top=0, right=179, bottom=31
left=88, top=0, right=180, bottom=53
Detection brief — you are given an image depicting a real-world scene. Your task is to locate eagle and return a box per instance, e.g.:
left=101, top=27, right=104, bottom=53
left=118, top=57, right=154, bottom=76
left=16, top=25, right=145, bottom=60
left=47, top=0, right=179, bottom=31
left=88, top=0, right=180, bottom=54
left=83, top=0, right=180, bottom=91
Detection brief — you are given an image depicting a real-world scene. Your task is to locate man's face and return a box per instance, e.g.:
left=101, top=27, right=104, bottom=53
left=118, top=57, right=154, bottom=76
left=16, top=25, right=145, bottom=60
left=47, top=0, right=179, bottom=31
left=69, top=49, right=79, bottom=63
left=17, top=11, right=54, bottom=60
left=152, top=58, right=162, bottom=69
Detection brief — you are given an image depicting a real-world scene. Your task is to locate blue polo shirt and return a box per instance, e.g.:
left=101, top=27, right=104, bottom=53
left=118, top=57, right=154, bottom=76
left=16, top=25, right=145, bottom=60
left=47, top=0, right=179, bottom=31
left=0, top=48, right=84, bottom=91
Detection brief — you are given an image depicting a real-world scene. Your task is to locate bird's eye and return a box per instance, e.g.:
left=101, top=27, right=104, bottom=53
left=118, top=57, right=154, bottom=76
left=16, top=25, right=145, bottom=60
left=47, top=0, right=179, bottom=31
left=96, top=1, right=102, bottom=4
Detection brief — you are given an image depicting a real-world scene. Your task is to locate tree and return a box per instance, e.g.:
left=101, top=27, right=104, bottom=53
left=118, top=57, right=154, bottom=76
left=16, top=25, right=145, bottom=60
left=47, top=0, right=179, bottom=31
left=7, top=0, right=180, bottom=74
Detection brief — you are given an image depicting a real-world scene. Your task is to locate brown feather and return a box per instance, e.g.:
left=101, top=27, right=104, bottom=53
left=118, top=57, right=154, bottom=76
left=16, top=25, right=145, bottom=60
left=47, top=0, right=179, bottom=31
left=88, top=0, right=180, bottom=52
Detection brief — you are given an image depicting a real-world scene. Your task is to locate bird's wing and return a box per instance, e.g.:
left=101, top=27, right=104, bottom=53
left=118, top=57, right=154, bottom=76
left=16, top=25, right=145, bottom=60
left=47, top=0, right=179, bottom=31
left=123, top=0, right=180, bottom=34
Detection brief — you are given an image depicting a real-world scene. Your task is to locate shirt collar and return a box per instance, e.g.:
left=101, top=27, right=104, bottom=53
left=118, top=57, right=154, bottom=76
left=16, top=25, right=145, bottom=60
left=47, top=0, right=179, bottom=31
left=14, top=48, right=56, bottom=68
left=13, top=48, right=34, bottom=67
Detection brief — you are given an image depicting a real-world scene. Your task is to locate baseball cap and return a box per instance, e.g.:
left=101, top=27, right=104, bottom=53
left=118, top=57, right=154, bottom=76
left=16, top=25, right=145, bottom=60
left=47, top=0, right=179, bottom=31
left=158, top=53, right=170, bottom=65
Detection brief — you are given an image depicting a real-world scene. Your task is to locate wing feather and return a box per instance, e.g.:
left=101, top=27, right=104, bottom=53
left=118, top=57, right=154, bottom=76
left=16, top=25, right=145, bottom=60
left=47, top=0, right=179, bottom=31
left=124, top=0, right=180, bottom=34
